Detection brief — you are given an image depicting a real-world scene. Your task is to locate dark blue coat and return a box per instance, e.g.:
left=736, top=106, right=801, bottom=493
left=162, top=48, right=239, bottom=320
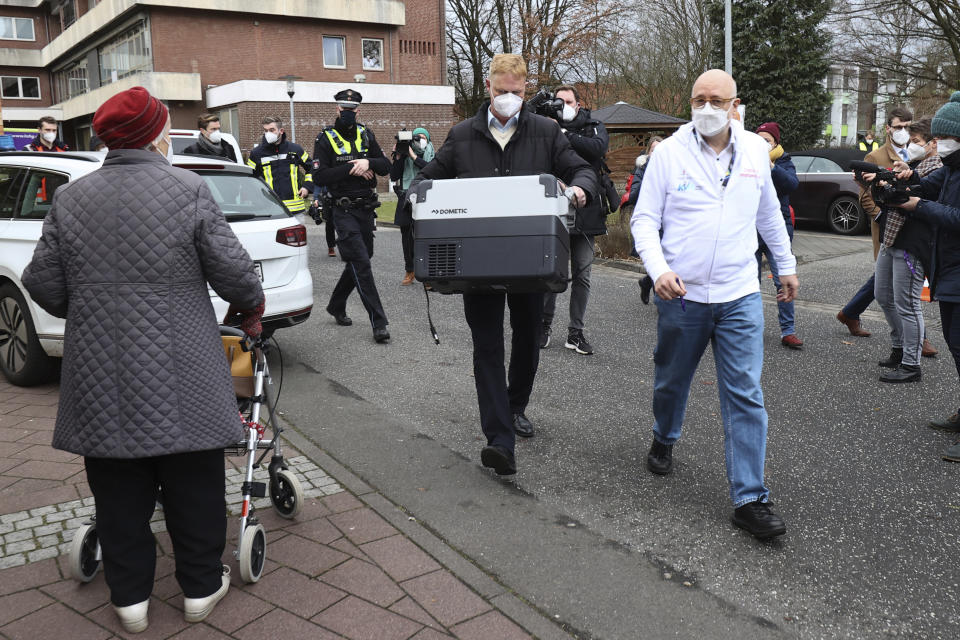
left=910, top=164, right=960, bottom=301
left=770, top=153, right=799, bottom=222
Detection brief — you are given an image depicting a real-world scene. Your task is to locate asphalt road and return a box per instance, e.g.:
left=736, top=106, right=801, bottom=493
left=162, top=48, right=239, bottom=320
left=273, top=223, right=959, bottom=639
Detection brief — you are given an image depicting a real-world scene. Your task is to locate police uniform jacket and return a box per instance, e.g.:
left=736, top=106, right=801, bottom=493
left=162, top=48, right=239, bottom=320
left=408, top=102, right=598, bottom=208
left=246, top=133, right=313, bottom=212
left=562, top=108, right=609, bottom=235
left=312, top=123, right=390, bottom=198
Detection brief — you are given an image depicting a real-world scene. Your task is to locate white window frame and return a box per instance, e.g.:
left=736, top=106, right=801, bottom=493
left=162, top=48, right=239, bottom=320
left=322, top=36, right=346, bottom=69
left=361, top=38, right=384, bottom=71
left=0, top=16, right=36, bottom=41
left=1, top=76, right=41, bottom=100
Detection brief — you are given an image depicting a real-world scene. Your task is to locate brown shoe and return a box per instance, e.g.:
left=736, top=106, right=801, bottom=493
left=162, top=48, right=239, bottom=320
left=401, top=271, right=415, bottom=286
left=836, top=311, right=871, bottom=337
left=781, top=334, right=803, bottom=349
left=922, top=338, right=938, bottom=357
left=327, top=248, right=336, bottom=257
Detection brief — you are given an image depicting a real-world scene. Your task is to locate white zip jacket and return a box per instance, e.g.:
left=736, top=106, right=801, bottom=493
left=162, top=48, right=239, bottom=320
left=631, top=120, right=796, bottom=304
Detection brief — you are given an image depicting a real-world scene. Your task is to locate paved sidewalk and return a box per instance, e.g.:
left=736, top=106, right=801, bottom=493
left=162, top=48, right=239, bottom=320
left=0, top=380, right=569, bottom=639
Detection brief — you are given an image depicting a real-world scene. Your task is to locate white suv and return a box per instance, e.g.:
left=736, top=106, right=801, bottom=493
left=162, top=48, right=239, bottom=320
left=0, top=151, right=313, bottom=386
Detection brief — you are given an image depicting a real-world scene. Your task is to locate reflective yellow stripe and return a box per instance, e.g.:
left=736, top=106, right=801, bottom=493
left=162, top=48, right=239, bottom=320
left=324, top=126, right=366, bottom=155
left=246, top=158, right=256, bottom=169
left=283, top=197, right=306, bottom=211
left=263, top=164, right=274, bottom=190
left=289, top=163, right=298, bottom=195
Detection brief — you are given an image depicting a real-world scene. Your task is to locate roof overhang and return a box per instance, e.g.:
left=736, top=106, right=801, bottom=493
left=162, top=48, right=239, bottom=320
left=51, top=71, right=201, bottom=121
left=1, top=106, right=65, bottom=122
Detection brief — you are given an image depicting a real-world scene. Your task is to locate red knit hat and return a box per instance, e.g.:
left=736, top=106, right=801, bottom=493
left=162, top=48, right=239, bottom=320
left=92, top=86, right=168, bottom=149
left=755, top=122, right=781, bottom=145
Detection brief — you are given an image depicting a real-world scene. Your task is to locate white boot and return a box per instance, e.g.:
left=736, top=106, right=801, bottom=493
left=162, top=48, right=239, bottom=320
left=113, top=599, right=149, bottom=633
left=183, top=565, right=230, bottom=622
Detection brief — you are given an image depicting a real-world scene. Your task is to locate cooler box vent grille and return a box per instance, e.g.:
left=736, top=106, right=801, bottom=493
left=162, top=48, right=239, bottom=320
left=427, top=243, right=459, bottom=278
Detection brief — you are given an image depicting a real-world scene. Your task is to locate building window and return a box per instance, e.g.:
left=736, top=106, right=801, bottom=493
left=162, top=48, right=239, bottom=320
left=99, top=21, right=151, bottom=85
left=218, top=107, right=239, bottom=136
left=54, top=59, right=88, bottom=102
left=323, top=36, right=345, bottom=68
left=1, top=76, right=41, bottom=100
left=362, top=38, right=384, bottom=71
left=0, top=17, right=35, bottom=41
left=58, top=0, right=77, bottom=29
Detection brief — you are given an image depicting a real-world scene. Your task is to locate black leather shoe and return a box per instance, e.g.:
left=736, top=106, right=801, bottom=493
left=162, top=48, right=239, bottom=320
left=646, top=439, right=673, bottom=475
left=639, top=276, right=653, bottom=305
left=326, top=307, right=352, bottom=326
left=929, top=412, right=960, bottom=432
left=732, top=500, right=786, bottom=539
left=480, top=445, right=516, bottom=475
left=373, top=327, right=390, bottom=343
left=878, top=347, right=903, bottom=368
left=513, top=413, right=534, bottom=438
left=879, top=363, right=921, bottom=383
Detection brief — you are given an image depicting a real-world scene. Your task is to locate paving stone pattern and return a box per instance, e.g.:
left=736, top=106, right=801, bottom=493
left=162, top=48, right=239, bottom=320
left=0, top=380, right=542, bottom=638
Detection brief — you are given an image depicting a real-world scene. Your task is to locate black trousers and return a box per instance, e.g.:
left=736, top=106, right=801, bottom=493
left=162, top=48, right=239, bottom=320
left=328, top=204, right=388, bottom=329
left=325, top=217, right=337, bottom=250
left=940, top=301, right=960, bottom=410
left=84, top=449, right=226, bottom=606
left=400, top=224, right=415, bottom=273
left=463, top=292, right=543, bottom=452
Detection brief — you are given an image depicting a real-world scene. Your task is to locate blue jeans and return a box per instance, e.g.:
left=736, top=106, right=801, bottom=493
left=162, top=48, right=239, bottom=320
left=874, top=246, right=925, bottom=365
left=842, top=274, right=875, bottom=319
left=756, top=222, right=795, bottom=337
left=651, top=292, right=770, bottom=507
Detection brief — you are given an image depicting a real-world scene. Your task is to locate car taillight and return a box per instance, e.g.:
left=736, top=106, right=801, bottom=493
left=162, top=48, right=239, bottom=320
left=276, top=225, right=307, bottom=247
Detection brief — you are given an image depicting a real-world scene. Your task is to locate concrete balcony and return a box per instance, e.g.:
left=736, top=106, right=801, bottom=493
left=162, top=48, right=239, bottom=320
left=52, top=71, right=201, bottom=120
left=15, top=0, right=406, bottom=67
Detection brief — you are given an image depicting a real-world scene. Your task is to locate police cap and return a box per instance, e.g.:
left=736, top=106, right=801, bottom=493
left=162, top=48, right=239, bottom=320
left=334, top=89, right=362, bottom=109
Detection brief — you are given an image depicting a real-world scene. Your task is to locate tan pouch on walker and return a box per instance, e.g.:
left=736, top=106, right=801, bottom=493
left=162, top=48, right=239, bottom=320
left=222, top=336, right=255, bottom=398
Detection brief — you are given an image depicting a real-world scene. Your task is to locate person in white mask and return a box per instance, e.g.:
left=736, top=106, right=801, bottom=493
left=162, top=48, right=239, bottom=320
left=182, top=113, right=237, bottom=163
left=246, top=116, right=313, bottom=214
left=538, top=84, right=610, bottom=356
left=884, top=92, right=960, bottom=461
left=24, top=115, right=69, bottom=152
left=406, top=53, right=597, bottom=476
left=631, top=69, right=797, bottom=540
left=837, top=107, right=914, bottom=339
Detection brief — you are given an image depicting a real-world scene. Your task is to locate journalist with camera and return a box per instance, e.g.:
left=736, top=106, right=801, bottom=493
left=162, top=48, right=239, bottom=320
left=390, top=127, right=434, bottom=286
left=530, top=86, right=611, bottom=356
left=312, top=89, right=392, bottom=344
left=407, top=53, right=596, bottom=476
left=884, top=93, right=960, bottom=459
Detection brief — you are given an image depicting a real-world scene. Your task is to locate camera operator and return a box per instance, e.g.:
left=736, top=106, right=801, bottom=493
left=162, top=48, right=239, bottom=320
left=535, top=86, right=610, bottom=356
left=407, top=53, right=597, bottom=476
left=883, top=93, right=960, bottom=459
left=390, top=127, right=434, bottom=285
left=858, top=118, right=937, bottom=383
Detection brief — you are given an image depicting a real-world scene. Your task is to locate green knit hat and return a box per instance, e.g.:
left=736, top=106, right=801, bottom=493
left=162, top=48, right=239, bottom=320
left=412, top=127, right=430, bottom=141
left=932, top=91, right=960, bottom=138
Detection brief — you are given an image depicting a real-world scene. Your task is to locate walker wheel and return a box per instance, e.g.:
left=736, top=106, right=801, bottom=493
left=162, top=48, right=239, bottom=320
left=238, top=523, right=266, bottom=583
left=69, top=522, right=101, bottom=583
left=269, top=468, right=304, bottom=519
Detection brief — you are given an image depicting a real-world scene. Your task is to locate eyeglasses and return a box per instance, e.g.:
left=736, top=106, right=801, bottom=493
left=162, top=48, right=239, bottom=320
left=690, top=97, right=736, bottom=109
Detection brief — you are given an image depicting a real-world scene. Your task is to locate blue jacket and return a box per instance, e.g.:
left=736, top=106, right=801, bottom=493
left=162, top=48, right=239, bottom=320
left=770, top=153, right=799, bottom=222
left=909, top=164, right=960, bottom=301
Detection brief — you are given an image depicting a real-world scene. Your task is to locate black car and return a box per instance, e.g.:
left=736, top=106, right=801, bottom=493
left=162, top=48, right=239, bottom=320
left=787, top=148, right=869, bottom=235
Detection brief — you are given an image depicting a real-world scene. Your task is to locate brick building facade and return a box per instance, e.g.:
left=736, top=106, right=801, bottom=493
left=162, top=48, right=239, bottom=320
left=0, top=0, right=454, bottom=161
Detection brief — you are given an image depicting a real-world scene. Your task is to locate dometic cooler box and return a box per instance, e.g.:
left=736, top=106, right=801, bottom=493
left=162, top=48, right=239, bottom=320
left=409, top=174, right=573, bottom=294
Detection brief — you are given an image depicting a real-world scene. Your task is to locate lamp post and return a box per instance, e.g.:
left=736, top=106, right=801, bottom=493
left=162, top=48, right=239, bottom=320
left=279, top=75, right=302, bottom=143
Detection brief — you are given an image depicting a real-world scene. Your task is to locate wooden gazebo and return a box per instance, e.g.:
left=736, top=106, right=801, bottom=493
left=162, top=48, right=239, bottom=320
left=592, top=102, right=687, bottom=188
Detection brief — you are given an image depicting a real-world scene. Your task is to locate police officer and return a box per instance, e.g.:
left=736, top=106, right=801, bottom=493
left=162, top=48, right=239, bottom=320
left=247, top=116, right=313, bottom=213
left=312, top=89, right=392, bottom=343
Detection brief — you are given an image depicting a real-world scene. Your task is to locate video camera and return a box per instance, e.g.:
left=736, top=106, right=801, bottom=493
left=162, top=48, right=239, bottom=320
left=394, top=128, right=413, bottom=157
left=850, top=160, right=913, bottom=206
left=527, top=88, right=565, bottom=122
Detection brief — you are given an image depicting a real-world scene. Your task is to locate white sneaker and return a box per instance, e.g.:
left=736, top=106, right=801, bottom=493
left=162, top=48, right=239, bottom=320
left=113, top=599, right=149, bottom=633
left=183, top=565, right=230, bottom=623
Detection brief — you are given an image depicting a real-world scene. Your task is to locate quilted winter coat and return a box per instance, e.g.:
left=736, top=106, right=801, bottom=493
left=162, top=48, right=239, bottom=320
left=21, top=149, right=264, bottom=458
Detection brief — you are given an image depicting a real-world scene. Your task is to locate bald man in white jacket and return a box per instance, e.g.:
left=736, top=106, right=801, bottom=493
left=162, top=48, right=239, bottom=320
left=631, top=70, right=798, bottom=540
